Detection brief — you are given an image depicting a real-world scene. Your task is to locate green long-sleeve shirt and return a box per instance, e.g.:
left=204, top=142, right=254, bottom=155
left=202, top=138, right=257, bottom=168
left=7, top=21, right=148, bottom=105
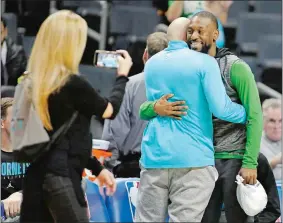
left=139, top=61, right=263, bottom=169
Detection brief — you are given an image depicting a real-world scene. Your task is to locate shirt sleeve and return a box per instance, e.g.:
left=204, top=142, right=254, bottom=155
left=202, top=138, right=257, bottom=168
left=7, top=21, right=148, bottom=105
left=139, top=101, right=157, bottom=120
left=168, top=0, right=174, bottom=7
left=201, top=56, right=247, bottom=124
left=65, top=75, right=109, bottom=118
left=101, top=83, right=132, bottom=169
left=86, top=157, right=104, bottom=176
left=230, top=61, right=263, bottom=169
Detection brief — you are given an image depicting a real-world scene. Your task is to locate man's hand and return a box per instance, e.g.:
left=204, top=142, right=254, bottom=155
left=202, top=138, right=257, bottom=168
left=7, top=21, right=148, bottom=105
left=270, top=153, right=282, bottom=169
left=154, top=94, right=188, bottom=120
left=238, top=168, right=257, bottom=185
left=2, top=191, right=22, bottom=218
left=97, top=169, right=117, bottom=196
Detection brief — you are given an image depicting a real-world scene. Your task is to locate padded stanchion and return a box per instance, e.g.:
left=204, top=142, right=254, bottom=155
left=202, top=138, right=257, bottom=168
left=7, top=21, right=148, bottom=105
left=85, top=179, right=110, bottom=222
left=105, top=178, right=140, bottom=222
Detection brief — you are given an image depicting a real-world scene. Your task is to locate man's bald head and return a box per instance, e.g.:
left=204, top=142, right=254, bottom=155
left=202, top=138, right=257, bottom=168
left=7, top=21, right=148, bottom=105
left=167, top=17, right=190, bottom=41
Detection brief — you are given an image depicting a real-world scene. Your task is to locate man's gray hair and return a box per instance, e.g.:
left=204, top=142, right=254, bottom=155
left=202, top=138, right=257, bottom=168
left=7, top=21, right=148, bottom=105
left=146, top=32, right=168, bottom=57
left=262, top=98, right=281, bottom=116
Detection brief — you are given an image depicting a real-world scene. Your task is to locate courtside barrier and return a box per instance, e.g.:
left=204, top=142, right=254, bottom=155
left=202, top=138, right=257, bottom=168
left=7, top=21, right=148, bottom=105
left=105, top=178, right=140, bottom=222
left=85, top=179, right=110, bottom=222
left=2, top=180, right=281, bottom=222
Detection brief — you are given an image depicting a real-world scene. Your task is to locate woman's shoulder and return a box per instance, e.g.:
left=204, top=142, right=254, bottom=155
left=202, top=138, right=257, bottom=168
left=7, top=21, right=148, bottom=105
left=67, top=74, right=86, bottom=83
left=65, top=74, right=90, bottom=88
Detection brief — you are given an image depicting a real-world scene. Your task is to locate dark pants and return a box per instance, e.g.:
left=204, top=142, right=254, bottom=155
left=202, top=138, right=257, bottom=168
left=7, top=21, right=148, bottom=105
left=202, top=153, right=281, bottom=223
left=113, top=153, right=141, bottom=178
left=255, top=154, right=281, bottom=223
left=20, top=173, right=89, bottom=223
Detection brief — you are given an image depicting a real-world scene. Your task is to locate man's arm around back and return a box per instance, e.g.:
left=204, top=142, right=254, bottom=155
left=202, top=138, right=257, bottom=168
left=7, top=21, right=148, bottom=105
left=201, top=56, right=246, bottom=124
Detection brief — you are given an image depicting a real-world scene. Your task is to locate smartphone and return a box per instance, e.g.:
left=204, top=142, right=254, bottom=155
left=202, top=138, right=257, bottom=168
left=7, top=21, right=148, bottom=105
left=94, top=50, right=119, bottom=69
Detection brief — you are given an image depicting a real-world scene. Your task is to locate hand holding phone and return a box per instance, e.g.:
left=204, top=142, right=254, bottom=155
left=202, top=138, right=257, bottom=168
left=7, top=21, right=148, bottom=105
left=94, top=50, right=132, bottom=77
left=116, top=50, right=133, bottom=77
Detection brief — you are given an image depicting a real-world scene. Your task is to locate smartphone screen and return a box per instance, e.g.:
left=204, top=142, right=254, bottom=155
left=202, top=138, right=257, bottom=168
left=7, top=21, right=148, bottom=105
left=94, top=50, right=119, bottom=69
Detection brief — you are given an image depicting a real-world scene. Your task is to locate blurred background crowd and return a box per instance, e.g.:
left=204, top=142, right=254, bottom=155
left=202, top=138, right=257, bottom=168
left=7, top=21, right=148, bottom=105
left=1, top=0, right=282, bottom=222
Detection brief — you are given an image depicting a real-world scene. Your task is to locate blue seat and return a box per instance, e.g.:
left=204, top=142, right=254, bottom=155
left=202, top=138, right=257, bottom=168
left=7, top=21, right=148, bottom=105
left=112, top=0, right=152, bottom=7
left=236, top=13, right=281, bottom=54
left=85, top=179, right=110, bottom=222
left=254, top=1, right=282, bottom=14
left=225, top=2, right=249, bottom=28
left=257, top=35, right=282, bottom=69
left=105, top=178, right=140, bottom=222
left=2, top=13, right=18, bottom=43
left=110, top=5, right=159, bottom=38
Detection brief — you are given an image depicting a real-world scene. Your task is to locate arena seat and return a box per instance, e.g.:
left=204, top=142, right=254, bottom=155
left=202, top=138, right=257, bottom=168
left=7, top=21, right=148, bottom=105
left=226, top=1, right=249, bottom=28
left=85, top=179, right=110, bottom=222
left=254, top=1, right=282, bottom=14
left=110, top=5, right=159, bottom=38
left=236, top=13, right=281, bottom=54
left=258, top=35, right=282, bottom=70
left=1, top=86, right=15, bottom=97
left=257, top=35, right=282, bottom=93
left=2, top=13, right=18, bottom=43
left=79, top=65, right=116, bottom=98
left=105, top=178, right=140, bottom=222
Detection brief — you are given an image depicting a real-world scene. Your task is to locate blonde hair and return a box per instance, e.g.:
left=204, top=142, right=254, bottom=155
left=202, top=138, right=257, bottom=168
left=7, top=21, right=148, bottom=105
left=27, top=10, right=88, bottom=130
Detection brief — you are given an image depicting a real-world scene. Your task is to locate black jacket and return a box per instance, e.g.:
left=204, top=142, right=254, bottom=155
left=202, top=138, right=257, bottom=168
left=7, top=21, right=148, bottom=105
left=1, top=37, right=27, bottom=86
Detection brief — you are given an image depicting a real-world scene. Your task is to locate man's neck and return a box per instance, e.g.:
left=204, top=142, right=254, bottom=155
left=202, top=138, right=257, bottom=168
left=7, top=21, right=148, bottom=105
left=1, top=133, right=12, bottom=152
left=208, top=45, right=217, bottom=57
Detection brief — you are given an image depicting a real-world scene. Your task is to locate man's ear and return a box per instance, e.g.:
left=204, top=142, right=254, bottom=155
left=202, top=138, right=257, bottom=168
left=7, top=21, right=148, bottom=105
left=142, top=48, right=148, bottom=64
left=213, top=29, right=219, bottom=42
left=1, top=119, right=5, bottom=129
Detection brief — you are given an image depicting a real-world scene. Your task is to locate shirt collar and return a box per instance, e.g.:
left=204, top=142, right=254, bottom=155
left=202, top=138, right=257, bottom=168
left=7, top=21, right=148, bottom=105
left=166, top=40, right=188, bottom=51
left=1, top=40, right=7, bottom=65
left=263, top=132, right=281, bottom=145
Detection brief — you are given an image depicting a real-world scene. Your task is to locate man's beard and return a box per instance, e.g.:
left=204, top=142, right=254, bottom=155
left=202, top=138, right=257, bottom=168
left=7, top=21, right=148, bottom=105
left=187, top=41, right=211, bottom=54
left=199, top=43, right=211, bottom=54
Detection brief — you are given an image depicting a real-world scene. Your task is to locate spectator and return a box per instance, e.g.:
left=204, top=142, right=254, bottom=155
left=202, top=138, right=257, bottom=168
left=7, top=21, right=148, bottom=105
left=102, top=32, right=169, bottom=178
left=205, top=1, right=233, bottom=25
left=166, top=0, right=232, bottom=25
left=261, top=98, right=282, bottom=181
left=1, top=98, right=29, bottom=222
left=165, top=0, right=231, bottom=48
left=166, top=1, right=205, bottom=22
left=19, top=10, right=132, bottom=222
left=1, top=17, right=27, bottom=86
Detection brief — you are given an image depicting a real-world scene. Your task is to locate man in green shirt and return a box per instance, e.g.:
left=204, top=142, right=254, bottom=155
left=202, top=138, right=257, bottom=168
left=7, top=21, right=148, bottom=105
left=139, top=11, right=280, bottom=223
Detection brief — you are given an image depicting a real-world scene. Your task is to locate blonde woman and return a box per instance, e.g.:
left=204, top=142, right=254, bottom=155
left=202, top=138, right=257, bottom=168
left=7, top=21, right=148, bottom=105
left=20, top=10, right=132, bottom=222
